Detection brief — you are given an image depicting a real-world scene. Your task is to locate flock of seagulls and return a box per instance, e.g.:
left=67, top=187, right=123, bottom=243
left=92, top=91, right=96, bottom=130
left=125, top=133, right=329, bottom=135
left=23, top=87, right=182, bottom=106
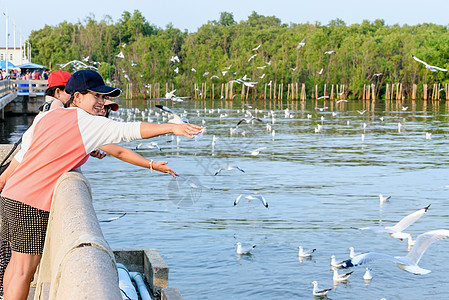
left=103, top=93, right=449, bottom=298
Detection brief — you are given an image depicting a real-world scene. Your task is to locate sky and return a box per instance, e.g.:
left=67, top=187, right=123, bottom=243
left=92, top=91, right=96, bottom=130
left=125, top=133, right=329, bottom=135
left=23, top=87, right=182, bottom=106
left=1, top=0, right=449, bottom=47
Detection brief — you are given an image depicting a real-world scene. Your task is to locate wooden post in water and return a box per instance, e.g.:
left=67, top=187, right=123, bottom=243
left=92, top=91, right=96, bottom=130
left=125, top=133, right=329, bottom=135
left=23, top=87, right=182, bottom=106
left=264, top=84, right=267, bottom=100
left=274, top=82, right=277, bottom=100
left=315, top=85, right=318, bottom=99
left=323, top=84, right=327, bottom=98
left=330, top=84, right=334, bottom=100
left=296, top=82, right=299, bottom=100
left=446, top=83, right=449, bottom=101
left=245, top=85, right=250, bottom=100
left=280, top=83, right=283, bottom=100
left=212, top=84, right=214, bottom=100
left=371, top=84, right=375, bottom=101
left=396, top=83, right=400, bottom=100
left=287, top=84, right=291, bottom=100
left=412, top=84, right=416, bottom=100
left=269, top=83, right=272, bottom=100
left=423, top=84, right=427, bottom=100
left=301, top=83, right=306, bottom=100
left=362, top=84, right=366, bottom=100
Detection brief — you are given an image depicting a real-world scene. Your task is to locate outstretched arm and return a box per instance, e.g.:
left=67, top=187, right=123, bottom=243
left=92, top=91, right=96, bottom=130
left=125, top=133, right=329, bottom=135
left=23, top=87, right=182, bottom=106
left=99, top=144, right=178, bottom=178
left=140, top=123, right=202, bottom=139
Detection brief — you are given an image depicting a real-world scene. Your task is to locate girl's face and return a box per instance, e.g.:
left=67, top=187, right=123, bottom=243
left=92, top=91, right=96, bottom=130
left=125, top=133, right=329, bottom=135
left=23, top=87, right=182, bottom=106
left=73, top=91, right=106, bottom=115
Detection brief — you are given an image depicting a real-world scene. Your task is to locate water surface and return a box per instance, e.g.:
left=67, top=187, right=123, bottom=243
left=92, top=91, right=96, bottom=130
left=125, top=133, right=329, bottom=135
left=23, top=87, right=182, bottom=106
left=3, top=99, right=449, bottom=299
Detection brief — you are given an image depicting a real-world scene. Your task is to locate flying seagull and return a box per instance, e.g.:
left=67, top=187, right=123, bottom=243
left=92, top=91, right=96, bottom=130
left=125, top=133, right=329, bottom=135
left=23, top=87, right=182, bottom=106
left=236, top=117, right=263, bottom=126
left=214, top=166, right=245, bottom=176
left=354, top=204, right=431, bottom=241
left=155, top=105, right=188, bottom=124
left=342, top=229, right=449, bottom=275
left=99, top=213, right=127, bottom=223
left=411, top=55, right=448, bottom=72
left=234, top=194, right=268, bottom=208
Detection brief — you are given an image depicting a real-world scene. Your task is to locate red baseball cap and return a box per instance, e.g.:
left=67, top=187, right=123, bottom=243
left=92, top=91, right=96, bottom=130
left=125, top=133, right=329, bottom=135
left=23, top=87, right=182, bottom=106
left=104, top=99, right=119, bottom=111
left=48, top=71, right=72, bottom=88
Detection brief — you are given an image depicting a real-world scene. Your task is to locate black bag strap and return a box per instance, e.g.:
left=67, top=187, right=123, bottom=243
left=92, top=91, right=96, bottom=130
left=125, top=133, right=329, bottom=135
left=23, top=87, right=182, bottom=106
left=0, top=137, right=22, bottom=169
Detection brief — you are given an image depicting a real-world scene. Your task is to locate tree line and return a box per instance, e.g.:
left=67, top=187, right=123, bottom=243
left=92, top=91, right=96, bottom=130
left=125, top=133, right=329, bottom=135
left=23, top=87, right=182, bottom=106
left=28, top=10, right=449, bottom=99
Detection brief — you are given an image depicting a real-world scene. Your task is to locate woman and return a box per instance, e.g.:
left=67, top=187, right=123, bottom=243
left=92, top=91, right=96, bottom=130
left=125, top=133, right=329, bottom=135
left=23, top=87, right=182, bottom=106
left=0, top=70, right=201, bottom=299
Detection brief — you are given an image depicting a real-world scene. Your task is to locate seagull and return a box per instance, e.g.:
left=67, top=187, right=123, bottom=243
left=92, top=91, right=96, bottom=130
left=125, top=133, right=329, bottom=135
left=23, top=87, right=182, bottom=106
left=315, top=106, right=328, bottom=112
left=234, top=194, right=268, bottom=208
left=317, top=68, right=324, bottom=75
left=252, top=44, right=261, bottom=51
left=333, top=268, right=353, bottom=282
left=237, top=117, right=263, bottom=126
left=379, top=194, right=391, bottom=205
left=257, top=65, right=266, bottom=70
left=155, top=105, right=188, bottom=124
left=331, top=255, right=346, bottom=269
left=248, top=54, right=257, bottom=62
left=298, top=246, right=316, bottom=257
left=115, top=51, right=124, bottom=59
left=342, top=229, right=449, bottom=275
left=402, top=106, right=408, bottom=111
left=311, top=281, right=331, bottom=297
left=135, top=142, right=162, bottom=151
left=411, top=55, right=448, bottom=72
left=317, top=95, right=329, bottom=100
left=82, top=56, right=90, bottom=62
left=194, top=88, right=203, bottom=96
left=202, top=72, right=210, bottom=77
left=235, top=242, right=256, bottom=255
left=324, top=50, right=336, bottom=54
left=251, top=147, right=266, bottom=156
left=259, top=73, right=265, bottom=79
left=214, top=166, right=245, bottom=176
left=374, top=73, right=383, bottom=77
left=98, top=213, right=127, bottom=223
left=221, top=70, right=228, bottom=76
left=357, top=110, right=367, bottom=115
left=349, top=247, right=360, bottom=259
left=355, top=204, right=431, bottom=241
left=174, top=67, right=179, bottom=74
left=426, top=132, right=432, bottom=140
left=363, top=268, right=372, bottom=280
left=336, top=99, right=348, bottom=104
left=170, top=55, right=180, bottom=63
left=296, top=38, right=305, bottom=50
left=191, top=68, right=197, bottom=72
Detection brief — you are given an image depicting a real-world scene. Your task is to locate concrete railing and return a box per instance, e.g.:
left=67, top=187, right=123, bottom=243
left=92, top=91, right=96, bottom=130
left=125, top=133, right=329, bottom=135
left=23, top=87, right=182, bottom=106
left=33, top=170, right=122, bottom=300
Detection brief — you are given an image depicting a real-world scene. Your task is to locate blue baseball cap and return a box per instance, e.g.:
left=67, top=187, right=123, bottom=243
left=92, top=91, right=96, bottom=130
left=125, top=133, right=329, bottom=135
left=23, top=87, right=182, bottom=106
left=65, top=70, right=121, bottom=97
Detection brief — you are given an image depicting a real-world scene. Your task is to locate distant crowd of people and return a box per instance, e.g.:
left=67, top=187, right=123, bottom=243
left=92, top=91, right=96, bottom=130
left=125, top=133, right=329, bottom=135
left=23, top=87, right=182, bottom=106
left=0, top=69, right=49, bottom=81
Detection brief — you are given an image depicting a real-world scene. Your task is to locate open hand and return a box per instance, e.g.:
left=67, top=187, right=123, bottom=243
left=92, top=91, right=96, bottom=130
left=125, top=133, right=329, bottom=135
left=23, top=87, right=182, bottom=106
left=153, top=161, right=179, bottom=178
left=172, top=123, right=203, bottom=139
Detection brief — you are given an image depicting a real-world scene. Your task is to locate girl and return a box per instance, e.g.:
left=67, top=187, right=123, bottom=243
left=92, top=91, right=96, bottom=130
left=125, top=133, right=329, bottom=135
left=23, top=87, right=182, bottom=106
left=0, top=70, right=201, bottom=299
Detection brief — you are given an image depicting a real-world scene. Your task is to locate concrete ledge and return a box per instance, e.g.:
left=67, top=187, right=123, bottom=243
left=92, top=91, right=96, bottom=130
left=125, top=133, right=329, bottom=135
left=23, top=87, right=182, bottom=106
left=34, top=171, right=122, bottom=300
left=114, top=248, right=171, bottom=298
left=162, top=287, right=184, bottom=300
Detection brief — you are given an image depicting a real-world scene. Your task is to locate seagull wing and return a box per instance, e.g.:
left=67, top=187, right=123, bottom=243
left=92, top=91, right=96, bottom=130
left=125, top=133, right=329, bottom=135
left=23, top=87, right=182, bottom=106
left=431, top=66, right=448, bottom=71
left=232, top=166, right=245, bottom=173
left=236, top=119, right=247, bottom=126
left=390, top=205, right=430, bottom=232
left=411, top=55, right=429, bottom=66
left=357, top=226, right=394, bottom=233
left=155, top=104, right=176, bottom=114
left=99, top=213, right=127, bottom=223
left=254, top=195, right=268, bottom=208
left=234, top=194, right=243, bottom=206
left=406, top=229, right=449, bottom=265
left=343, top=252, right=399, bottom=268
left=214, top=167, right=224, bottom=176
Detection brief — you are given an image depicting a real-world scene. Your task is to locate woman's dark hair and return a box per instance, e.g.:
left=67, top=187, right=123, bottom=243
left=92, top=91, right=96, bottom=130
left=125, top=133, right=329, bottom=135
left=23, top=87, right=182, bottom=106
left=44, top=85, right=65, bottom=97
left=64, top=90, right=89, bottom=108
